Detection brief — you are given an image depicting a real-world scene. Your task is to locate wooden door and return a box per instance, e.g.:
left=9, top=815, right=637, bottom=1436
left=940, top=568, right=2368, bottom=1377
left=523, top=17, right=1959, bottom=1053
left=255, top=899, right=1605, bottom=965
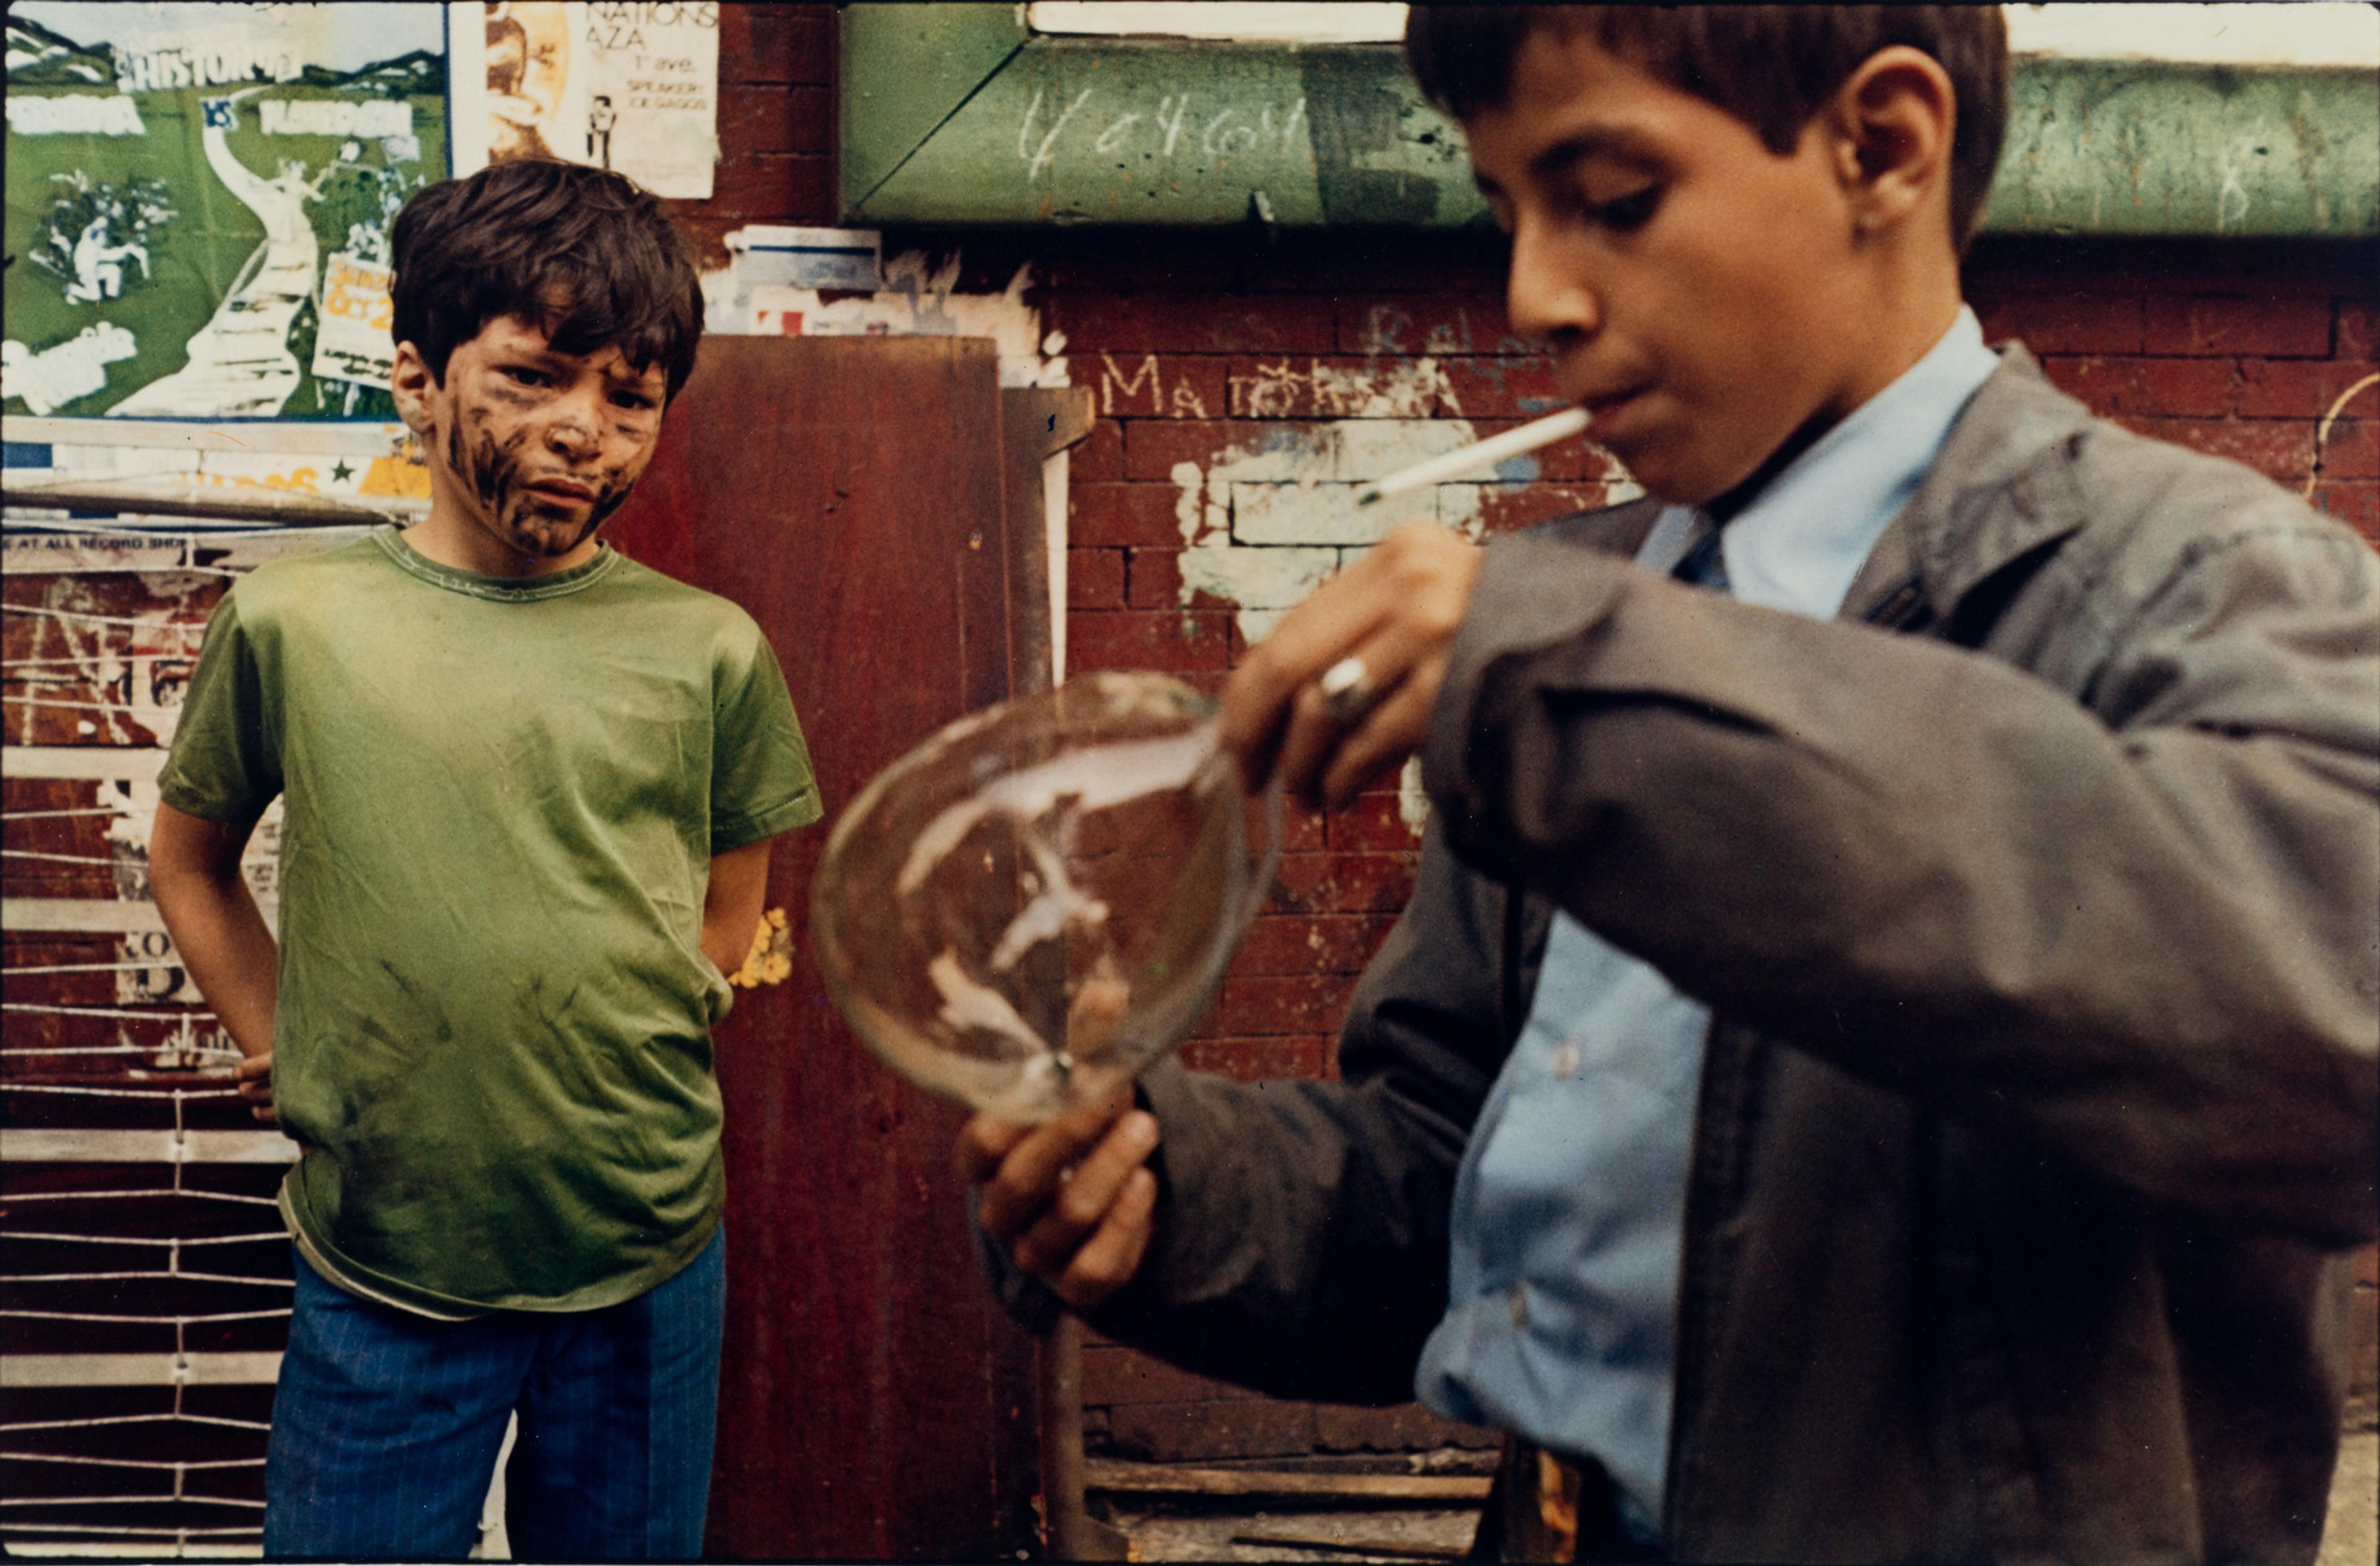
left=606, top=335, right=1042, bottom=1559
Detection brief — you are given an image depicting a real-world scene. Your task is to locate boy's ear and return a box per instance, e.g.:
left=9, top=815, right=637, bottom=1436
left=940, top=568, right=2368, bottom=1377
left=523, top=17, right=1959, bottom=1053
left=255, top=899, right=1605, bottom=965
left=389, top=341, right=436, bottom=437
left=1823, top=45, right=1957, bottom=245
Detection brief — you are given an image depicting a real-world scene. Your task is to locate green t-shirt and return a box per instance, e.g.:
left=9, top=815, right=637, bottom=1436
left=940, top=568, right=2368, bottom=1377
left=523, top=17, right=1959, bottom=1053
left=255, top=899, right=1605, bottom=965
left=159, top=528, right=821, bottom=1313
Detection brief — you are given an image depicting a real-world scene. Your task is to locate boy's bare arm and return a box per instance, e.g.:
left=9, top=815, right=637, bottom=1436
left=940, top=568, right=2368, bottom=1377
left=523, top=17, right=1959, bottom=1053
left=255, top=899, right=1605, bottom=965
left=149, top=801, right=278, bottom=1121
left=699, top=837, right=774, bottom=977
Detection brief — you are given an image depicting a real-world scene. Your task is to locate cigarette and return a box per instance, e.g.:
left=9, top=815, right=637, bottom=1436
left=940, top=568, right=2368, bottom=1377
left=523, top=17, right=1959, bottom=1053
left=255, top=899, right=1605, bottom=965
left=1353, top=407, right=1592, bottom=507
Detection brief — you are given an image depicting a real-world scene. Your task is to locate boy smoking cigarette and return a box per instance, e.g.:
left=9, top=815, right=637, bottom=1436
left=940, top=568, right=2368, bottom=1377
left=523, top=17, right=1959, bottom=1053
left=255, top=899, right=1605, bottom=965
left=961, top=9, right=2379, bottom=1560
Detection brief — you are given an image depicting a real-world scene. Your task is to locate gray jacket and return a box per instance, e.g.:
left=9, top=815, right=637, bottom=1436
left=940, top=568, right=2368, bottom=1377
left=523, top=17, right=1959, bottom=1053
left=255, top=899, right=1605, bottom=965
left=1059, top=350, right=2380, bottom=1563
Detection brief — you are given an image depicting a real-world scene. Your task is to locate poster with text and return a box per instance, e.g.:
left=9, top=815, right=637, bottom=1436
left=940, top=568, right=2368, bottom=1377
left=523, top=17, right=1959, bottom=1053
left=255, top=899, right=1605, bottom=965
left=452, top=2, right=718, bottom=200
left=3, top=2, right=449, bottom=421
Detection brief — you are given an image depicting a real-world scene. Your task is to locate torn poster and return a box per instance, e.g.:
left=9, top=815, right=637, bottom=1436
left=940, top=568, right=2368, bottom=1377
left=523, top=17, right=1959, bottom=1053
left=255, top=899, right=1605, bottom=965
left=727, top=227, right=884, bottom=293
left=703, top=240, right=1070, bottom=392
left=2, top=2, right=449, bottom=422
left=451, top=2, right=720, bottom=200
left=312, top=251, right=397, bottom=387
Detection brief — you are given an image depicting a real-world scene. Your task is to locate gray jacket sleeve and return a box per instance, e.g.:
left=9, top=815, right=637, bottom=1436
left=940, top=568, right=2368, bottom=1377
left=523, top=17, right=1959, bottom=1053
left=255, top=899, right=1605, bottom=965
left=1068, top=819, right=1519, bottom=1404
left=1423, top=452, right=2380, bottom=1247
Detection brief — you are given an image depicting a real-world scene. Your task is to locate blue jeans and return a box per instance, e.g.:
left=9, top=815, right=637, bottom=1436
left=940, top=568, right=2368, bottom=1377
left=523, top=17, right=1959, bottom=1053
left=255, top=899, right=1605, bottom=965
left=263, top=1228, right=724, bottom=1560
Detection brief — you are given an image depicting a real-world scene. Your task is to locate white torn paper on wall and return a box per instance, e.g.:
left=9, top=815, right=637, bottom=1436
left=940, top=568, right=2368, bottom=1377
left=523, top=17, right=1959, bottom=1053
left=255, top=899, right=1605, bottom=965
left=726, top=227, right=883, bottom=293
left=311, top=251, right=397, bottom=387
left=453, top=2, right=721, bottom=200
left=704, top=240, right=1072, bottom=391
left=2, top=323, right=139, bottom=416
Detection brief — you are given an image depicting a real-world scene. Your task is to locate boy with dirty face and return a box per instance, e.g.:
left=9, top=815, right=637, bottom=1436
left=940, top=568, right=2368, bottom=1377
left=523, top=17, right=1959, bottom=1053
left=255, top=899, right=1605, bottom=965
left=149, top=159, right=822, bottom=1559
left=961, top=7, right=2379, bottom=1561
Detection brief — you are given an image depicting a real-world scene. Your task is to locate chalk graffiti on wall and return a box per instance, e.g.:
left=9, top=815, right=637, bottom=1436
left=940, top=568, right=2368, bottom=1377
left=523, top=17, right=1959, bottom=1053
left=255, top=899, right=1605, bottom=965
left=2, top=2, right=447, bottom=420
left=1020, top=89, right=1311, bottom=181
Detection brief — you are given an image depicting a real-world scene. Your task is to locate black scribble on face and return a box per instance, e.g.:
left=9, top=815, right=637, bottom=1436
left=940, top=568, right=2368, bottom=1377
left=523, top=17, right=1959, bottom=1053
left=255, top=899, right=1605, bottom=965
left=430, top=315, right=669, bottom=566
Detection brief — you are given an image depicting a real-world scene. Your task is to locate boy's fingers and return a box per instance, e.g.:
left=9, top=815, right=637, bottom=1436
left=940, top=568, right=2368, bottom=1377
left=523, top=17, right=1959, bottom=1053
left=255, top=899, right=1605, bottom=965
left=1269, top=630, right=1410, bottom=811
left=234, top=1055, right=276, bottom=1111
left=1218, top=556, right=1395, bottom=783
left=1052, top=1166, right=1160, bottom=1311
left=231, top=1057, right=279, bottom=1126
left=1271, top=602, right=1454, bottom=810
left=972, top=1088, right=1137, bottom=1242
left=954, top=1113, right=1032, bottom=1187
left=1218, top=522, right=1477, bottom=801
left=1008, top=1109, right=1161, bottom=1280
left=1316, top=652, right=1448, bottom=811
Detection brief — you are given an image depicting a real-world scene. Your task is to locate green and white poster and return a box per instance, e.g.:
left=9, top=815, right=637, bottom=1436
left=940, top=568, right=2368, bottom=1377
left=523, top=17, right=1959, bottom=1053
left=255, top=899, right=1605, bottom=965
left=4, top=2, right=450, bottom=421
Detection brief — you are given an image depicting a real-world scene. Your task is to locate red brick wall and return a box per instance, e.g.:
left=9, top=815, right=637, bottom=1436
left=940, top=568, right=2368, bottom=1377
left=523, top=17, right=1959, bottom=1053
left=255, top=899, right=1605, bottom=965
left=723, top=8, right=2380, bottom=1465
left=678, top=4, right=839, bottom=260
left=1972, top=238, right=2378, bottom=537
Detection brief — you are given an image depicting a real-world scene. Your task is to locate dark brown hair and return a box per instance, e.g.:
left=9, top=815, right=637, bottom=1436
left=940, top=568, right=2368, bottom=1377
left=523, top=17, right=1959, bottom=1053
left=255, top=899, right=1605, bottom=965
left=390, top=158, right=704, bottom=398
left=1404, top=6, right=2009, bottom=249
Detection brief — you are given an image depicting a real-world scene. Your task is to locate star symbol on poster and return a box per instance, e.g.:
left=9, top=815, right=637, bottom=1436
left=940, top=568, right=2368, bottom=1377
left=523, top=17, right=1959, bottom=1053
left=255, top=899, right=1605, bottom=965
left=331, top=460, right=355, bottom=483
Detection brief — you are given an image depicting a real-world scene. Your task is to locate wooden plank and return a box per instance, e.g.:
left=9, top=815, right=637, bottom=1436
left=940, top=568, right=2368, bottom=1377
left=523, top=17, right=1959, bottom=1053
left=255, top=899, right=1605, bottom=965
left=0, top=1352, right=281, bottom=1388
left=604, top=335, right=1037, bottom=1561
left=3, top=415, right=408, bottom=454
left=1, top=481, right=425, bottom=527
left=2, top=747, right=169, bottom=780
left=1084, top=1459, right=1492, bottom=1503
left=1000, top=385, right=1095, bottom=698
left=1231, top=1529, right=1469, bottom=1561
left=0, top=1129, right=298, bottom=1164
left=846, top=23, right=2380, bottom=237
left=3, top=899, right=167, bottom=932
left=837, top=4, right=1026, bottom=213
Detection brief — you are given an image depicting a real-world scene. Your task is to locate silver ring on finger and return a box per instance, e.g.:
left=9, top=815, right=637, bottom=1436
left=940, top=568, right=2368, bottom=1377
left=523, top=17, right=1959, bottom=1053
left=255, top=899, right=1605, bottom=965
left=1316, top=654, right=1385, bottom=728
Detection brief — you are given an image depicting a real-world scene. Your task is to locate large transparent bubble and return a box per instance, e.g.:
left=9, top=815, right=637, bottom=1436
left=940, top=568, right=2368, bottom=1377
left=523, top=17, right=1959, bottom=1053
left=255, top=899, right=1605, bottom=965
left=811, top=672, right=1282, bottom=1123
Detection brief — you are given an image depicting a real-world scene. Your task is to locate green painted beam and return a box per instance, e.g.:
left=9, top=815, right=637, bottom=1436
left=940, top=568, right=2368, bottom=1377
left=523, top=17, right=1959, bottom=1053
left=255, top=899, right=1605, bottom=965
left=845, top=29, right=1485, bottom=229
left=838, top=3, right=1029, bottom=217
left=842, top=6, right=2378, bottom=237
left=1988, top=59, right=2378, bottom=238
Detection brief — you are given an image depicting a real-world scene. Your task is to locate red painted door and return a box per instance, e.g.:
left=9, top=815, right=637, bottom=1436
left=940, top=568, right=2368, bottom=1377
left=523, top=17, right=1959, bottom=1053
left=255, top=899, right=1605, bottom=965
left=606, top=335, right=1039, bottom=1559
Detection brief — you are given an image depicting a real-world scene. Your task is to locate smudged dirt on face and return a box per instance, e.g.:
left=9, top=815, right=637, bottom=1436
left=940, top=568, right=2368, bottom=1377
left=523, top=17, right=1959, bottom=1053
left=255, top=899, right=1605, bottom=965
left=449, top=405, right=638, bottom=561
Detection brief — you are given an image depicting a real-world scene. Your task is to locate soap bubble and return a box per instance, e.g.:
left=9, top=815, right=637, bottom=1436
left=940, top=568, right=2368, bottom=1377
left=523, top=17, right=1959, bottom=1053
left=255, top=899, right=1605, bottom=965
left=811, top=672, right=1281, bottom=1123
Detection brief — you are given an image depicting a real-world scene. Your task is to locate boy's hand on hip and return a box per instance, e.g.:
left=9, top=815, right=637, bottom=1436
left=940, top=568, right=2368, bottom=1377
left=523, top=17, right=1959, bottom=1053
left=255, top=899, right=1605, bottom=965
left=234, top=1050, right=278, bottom=1125
left=957, top=1086, right=1160, bottom=1312
left=1219, top=521, right=1481, bottom=812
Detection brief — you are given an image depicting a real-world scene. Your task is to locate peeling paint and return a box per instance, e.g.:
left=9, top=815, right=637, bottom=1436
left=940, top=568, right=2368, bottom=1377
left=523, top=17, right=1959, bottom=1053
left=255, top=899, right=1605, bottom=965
left=1396, top=755, right=1430, bottom=837
left=1165, top=417, right=1494, bottom=642
left=705, top=249, right=1069, bottom=390
left=1150, top=413, right=1641, bottom=641
left=7, top=576, right=204, bottom=748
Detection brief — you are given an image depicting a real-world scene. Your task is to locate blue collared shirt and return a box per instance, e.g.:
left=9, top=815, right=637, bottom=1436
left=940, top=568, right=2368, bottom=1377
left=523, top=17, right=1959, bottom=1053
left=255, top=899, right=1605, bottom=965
left=1413, top=309, right=2002, bottom=1538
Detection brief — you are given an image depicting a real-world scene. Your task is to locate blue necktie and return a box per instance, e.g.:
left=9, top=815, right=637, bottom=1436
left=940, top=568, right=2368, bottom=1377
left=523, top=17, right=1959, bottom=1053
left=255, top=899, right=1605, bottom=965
left=1676, top=516, right=1730, bottom=593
